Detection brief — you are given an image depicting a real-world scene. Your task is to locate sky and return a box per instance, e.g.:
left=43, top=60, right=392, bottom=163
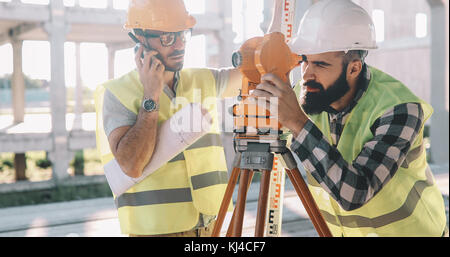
left=0, top=0, right=265, bottom=90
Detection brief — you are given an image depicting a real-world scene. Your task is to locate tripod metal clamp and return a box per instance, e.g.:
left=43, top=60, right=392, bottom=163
left=240, top=151, right=274, bottom=171
left=281, top=151, right=298, bottom=170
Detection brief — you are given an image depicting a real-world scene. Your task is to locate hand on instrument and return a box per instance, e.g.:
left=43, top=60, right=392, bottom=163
left=250, top=73, right=308, bottom=137
left=135, top=45, right=165, bottom=100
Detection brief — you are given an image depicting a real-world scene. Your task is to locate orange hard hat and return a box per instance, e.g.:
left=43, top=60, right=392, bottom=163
left=124, top=0, right=196, bottom=32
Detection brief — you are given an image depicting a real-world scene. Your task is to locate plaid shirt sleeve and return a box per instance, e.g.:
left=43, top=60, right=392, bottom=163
left=290, top=103, right=424, bottom=211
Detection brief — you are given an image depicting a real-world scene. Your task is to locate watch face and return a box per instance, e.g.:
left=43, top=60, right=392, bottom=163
left=143, top=99, right=156, bottom=112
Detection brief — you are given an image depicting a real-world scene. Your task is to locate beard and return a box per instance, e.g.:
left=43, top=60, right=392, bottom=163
left=301, top=65, right=350, bottom=115
left=163, top=50, right=185, bottom=72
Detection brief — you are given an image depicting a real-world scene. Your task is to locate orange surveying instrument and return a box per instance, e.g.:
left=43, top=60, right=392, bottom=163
left=212, top=32, right=332, bottom=237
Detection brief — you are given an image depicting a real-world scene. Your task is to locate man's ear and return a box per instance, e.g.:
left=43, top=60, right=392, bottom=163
left=347, top=60, right=363, bottom=80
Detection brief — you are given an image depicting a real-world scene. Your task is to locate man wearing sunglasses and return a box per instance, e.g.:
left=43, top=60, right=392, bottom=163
left=94, top=0, right=243, bottom=237
left=133, top=29, right=193, bottom=72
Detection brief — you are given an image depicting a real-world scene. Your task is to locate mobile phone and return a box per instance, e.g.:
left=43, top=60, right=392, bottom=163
left=129, top=32, right=148, bottom=59
left=128, top=32, right=163, bottom=62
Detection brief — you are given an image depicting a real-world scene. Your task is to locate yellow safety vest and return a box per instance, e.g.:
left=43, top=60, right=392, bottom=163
left=94, top=68, right=229, bottom=235
left=295, top=66, right=446, bottom=236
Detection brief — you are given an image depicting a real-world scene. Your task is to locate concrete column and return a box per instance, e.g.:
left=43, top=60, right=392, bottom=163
left=427, top=0, right=449, bottom=164
left=11, top=39, right=27, bottom=181
left=217, top=0, right=236, bottom=67
left=107, top=45, right=116, bottom=80
left=11, top=39, right=24, bottom=124
left=45, top=0, right=71, bottom=182
left=260, top=0, right=272, bottom=33
left=14, top=154, right=27, bottom=181
left=211, top=0, right=236, bottom=171
left=73, top=43, right=84, bottom=176
left=73, top=42, right=83, bottom=130
left=107, top=0, right=114, bottom=9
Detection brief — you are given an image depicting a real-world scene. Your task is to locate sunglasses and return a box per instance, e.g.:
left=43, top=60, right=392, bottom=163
left=142, top=29, right=192, bottom=47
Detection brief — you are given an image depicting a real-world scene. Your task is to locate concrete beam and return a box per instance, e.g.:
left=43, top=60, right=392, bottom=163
left=0, top=21, right=43, bottom=48
left=104, top=41, right=134, bottom=51
left=0, top=6, right=225, bottom=31
left=1, top=4, right=223, bottom=45
left=377, top=37, right=430, bottom=51
left=8, top=22, right=43, bottom=38
left=427, top=0, right=449, bottom=164
left=0, top=32, right=8, bottom=45
left=68, top=131, right=96, bottom=150
left=0, top=174, right=106, bottom=194
left=65, top=7, right=126, bottom=25
left=0, top=132, right=95, bottom=153
left=0, top=2, right=49, bottom=22
left=0, top=133, right=53, bottom=153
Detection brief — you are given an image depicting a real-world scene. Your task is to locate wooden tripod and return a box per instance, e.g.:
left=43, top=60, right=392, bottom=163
left=212, top=137, right=332, bottom=237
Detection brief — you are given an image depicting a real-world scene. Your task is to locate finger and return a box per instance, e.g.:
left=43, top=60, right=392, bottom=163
left=255, top=81, right=282, bottom=97
left=143, top=50, right=160, bottom=68
left=142, top=50, right=154, bottom=71
left=147, top=50, right=159, bottom=56
left=250, top=88, right=273, bottom=99
left=157, top=62, right=165, bottom=72
left=261, top=73, right=290, bottom=92
left=150, top=56, right=162, bottom=71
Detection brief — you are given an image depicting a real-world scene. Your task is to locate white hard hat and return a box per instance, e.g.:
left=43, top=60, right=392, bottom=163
left=289, top=0, right=378, bottom=55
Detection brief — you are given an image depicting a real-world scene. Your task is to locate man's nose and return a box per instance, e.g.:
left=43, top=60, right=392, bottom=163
left=302, top=63, right=316, bottom=82
left=172, top=34, right=186, bottom=50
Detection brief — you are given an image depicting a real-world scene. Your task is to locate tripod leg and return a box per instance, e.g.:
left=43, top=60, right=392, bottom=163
left=230, top=169, right=252, bottom=237
left=255, top=169, right=271, bottom=237
left=212, top=154, right=242, bottom=237
left=286, top=168, right=332, bottom=237
left=280, top=151, right=332, bottom=237
left=226, top=205, right=237, bottom=237
left=226, top=171, right=254, bottom=237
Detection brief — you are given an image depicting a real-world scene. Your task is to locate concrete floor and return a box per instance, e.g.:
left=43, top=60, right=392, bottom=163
left=0, top=164, right=447, bottom=237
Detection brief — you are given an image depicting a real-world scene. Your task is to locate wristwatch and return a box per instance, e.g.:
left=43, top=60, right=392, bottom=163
left=142, top=98, right=159, bottom=112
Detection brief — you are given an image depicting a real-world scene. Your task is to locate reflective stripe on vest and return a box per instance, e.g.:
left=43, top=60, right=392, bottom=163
left=116, top=188, right=192, bottom=208
left=400, top=143, right=424, bottom=169
left=168, top=133, right=222, bottom=162
left=191, top=170, right=229, bottom=190
left=316, top=165, right=434, bottom=228
left=115, top=170, right=229, bottom=208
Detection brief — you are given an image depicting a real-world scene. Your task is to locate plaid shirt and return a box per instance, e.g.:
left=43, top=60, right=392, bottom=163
left=290, top=68, right=424, bottom=211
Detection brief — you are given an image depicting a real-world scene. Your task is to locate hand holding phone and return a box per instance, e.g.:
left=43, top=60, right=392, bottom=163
left=129, top=32, right=166, bottom=99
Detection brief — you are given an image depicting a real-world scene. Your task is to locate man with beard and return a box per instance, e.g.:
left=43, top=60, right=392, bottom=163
left=95, top=0, right=243, bottom=237
left=251, top=0, right=447, bottom=236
